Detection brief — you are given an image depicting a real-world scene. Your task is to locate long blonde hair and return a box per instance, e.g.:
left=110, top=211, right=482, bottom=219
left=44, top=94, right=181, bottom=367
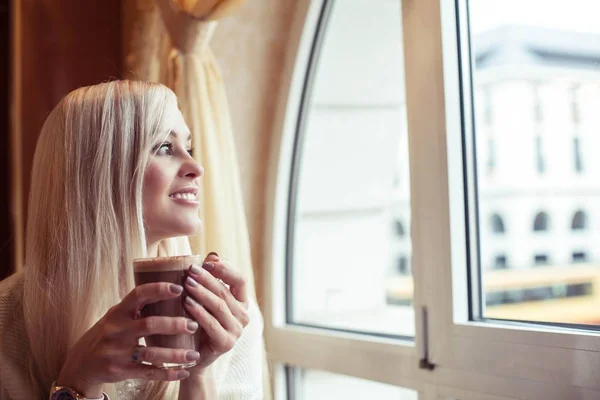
left=23, top=80, right=183, bottom=399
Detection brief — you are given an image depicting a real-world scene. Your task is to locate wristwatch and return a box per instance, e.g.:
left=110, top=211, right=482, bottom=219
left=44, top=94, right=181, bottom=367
left=49, top=382, right=110, bottom=400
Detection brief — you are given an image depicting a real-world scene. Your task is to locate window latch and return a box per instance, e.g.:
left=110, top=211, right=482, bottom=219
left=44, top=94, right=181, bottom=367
left=419, top=306, right=436, bottom=371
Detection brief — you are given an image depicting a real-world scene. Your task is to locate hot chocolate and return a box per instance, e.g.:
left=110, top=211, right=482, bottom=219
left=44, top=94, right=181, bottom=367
left=133, top=255, right=203, bottom=368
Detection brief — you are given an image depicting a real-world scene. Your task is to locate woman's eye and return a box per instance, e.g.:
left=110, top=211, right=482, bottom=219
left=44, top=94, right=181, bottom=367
left=155, top=143, right=173, bottom=156
left=187, top=148, right=194, bottom=157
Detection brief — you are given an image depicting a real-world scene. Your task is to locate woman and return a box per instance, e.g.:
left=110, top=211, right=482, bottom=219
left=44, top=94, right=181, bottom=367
left=0, top=81, right=264, bottom=399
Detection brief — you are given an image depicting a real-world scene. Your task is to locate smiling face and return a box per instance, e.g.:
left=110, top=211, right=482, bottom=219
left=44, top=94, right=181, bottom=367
left=142, top=106, right=203, bottom=247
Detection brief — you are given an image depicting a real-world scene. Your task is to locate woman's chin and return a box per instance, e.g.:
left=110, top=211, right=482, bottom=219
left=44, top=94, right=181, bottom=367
left=155, top=220, right=202, bottom=241
left=178, top=220, right=202, bottom=237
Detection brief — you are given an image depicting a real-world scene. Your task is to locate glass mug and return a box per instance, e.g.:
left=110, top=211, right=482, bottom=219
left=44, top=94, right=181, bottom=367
left=133, top=255, right=203, bottom=369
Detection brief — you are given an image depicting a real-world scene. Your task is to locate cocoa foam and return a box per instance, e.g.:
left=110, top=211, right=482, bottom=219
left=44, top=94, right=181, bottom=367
left=133, top=255, right=202, bottom=272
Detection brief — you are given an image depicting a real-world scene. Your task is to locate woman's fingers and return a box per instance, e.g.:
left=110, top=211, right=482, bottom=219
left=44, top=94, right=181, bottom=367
left=131, top=316, right=199, bottom=337
left=184, top=275, right=242, bottom=335
left=126, top=364, right=191, bottom=381
left=129, top=346, right=200, bottom=366
left=118, top=282, right=183, bottom=318
left=183, top=296, right=239, bottom=354
left=198, top=260, right=249, bottom=305
left=188, top=265, right=249, bottom=326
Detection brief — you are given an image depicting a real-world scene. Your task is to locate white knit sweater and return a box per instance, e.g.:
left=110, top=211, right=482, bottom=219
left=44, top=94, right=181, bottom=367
left=0, top=272, right=265, bottom=399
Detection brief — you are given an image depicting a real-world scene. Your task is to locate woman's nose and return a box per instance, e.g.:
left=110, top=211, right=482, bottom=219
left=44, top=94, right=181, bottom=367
left=181, top=158, right=204, bottom=179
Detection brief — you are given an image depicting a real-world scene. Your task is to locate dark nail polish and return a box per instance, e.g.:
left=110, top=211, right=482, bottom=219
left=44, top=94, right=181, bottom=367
left=202, top=262, right=215, bottom=271
left=185, top=296, right=201, bottom=308
left=207, top=251, right=219, bottom=258
left=186, top=351, right=200, bottom=361
left=170, top=284, right=184, bottom=294
left=189, top=264, right=202, bottom=275
left=186, top=276, right=198, bottom=287
left=177, top=370, right=190, bottom=379
left=187, top=320, right=199, bottom=332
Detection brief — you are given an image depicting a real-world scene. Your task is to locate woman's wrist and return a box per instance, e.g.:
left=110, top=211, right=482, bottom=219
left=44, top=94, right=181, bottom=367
left=56, top=372, right=104, bottom=399
left=179, top=367, right=217, bottom=399
left=184, top=366, right=212, bottom=384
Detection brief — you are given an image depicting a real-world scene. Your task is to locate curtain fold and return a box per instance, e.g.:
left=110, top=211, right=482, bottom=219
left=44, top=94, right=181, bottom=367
left=123, top=0, right=271, bottom=398
left=177, top=0, right=245, bottom=20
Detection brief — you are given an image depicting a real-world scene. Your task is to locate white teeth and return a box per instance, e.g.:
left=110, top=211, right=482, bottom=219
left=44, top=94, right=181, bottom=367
left=170, top=193, right=197, bottom=200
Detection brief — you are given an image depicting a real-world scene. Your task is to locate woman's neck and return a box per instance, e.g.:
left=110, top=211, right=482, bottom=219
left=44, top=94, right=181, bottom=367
left=147, top=242, right=159, bottom=258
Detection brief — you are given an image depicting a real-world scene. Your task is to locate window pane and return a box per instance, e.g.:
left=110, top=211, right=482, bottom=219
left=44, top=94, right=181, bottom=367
left=470, top=0, right=600, bottom=325
left=290, top=368, right=418, bottom=400
left=289, top=0, right=413, bottom=336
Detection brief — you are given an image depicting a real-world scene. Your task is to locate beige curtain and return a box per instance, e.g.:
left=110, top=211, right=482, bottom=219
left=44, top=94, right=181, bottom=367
left=122, top=0, right=271, bottom=398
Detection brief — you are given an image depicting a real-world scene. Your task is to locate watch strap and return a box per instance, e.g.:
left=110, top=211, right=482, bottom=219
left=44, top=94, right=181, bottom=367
left=49, top=382, right=110, bottom=400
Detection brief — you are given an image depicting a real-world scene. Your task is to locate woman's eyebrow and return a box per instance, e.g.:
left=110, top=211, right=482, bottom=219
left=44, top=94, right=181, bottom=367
left=168, top=131, right=193, bottom=141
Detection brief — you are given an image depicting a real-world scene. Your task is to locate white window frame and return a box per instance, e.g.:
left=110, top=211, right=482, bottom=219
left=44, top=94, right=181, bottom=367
left=262, top=0, right=600, bottom=398
left=263, top=0, right=423, bottom=395
left=425, top=0, right=600, bottom=397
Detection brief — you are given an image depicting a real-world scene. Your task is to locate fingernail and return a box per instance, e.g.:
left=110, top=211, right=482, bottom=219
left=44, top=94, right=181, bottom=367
left=202, top=262, right=215, bottom=271
left=177, top=370, right=190, bottom=380
left=187, top=320, right=199, bottom=332
left=186, top=276, right=198, bottom=287
left=189, top=264, right=202, bottom=275
left=170, top=284, right=184, bottom=294
left=208, top=251, right=219, bottom=258
left=186, top=351, right=200, bottom=361
left=185, top=296, right=200, bottom=308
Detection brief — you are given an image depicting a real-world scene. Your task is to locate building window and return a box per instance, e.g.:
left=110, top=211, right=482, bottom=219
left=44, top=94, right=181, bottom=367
left=572, top=252, right=587, bottom=263
left=491, top=213, right=505, bottom=234
left=535, top=136, right=545, bottom=174
left=574, top=137, right=583, bottom=173
left=494, top=255, right=508, bottom=269
left=533, top=211, right=549, bottom=232
left=393, top=220, right=405, bottom=237
left=396, top=256, right=410, bottom=275
left=571, top=210, right=587, bottom=230
left=534, top=254, right=549, bottom=266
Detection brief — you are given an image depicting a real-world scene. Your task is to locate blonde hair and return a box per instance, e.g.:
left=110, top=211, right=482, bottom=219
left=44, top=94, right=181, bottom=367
left=23, top=80, right=184, bottom=399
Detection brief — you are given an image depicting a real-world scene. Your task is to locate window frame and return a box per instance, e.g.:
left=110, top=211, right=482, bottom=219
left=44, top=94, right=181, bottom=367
left=262, top=0, right=423, bottom=395
left=263, top=0, right=600, bottom=398
left=428, top=0, right=600, bottom=396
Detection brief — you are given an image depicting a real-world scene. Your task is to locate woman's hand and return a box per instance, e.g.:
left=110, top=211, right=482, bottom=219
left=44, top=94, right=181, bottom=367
left=57, top=283, right=199, bottom=398
left=183, top=253, right=250, bottom=376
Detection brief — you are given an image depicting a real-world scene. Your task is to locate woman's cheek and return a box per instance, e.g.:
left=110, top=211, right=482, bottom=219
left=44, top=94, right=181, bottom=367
left=143, top=162, right=169, bottom=197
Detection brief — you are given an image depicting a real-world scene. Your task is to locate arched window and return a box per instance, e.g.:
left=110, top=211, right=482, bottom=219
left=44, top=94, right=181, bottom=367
left=490, top=213, right=505, bottom=234
left=571, top=210, right=587, bottom=230
left=533, top=212, right=549, bottom=232
left=282, top=0, right=415, bottom=342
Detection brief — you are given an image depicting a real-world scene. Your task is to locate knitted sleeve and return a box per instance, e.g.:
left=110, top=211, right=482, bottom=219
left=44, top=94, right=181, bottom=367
left=0, top=273, right=35, bottom=400
left=217, top=300, right=265, bottom=400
